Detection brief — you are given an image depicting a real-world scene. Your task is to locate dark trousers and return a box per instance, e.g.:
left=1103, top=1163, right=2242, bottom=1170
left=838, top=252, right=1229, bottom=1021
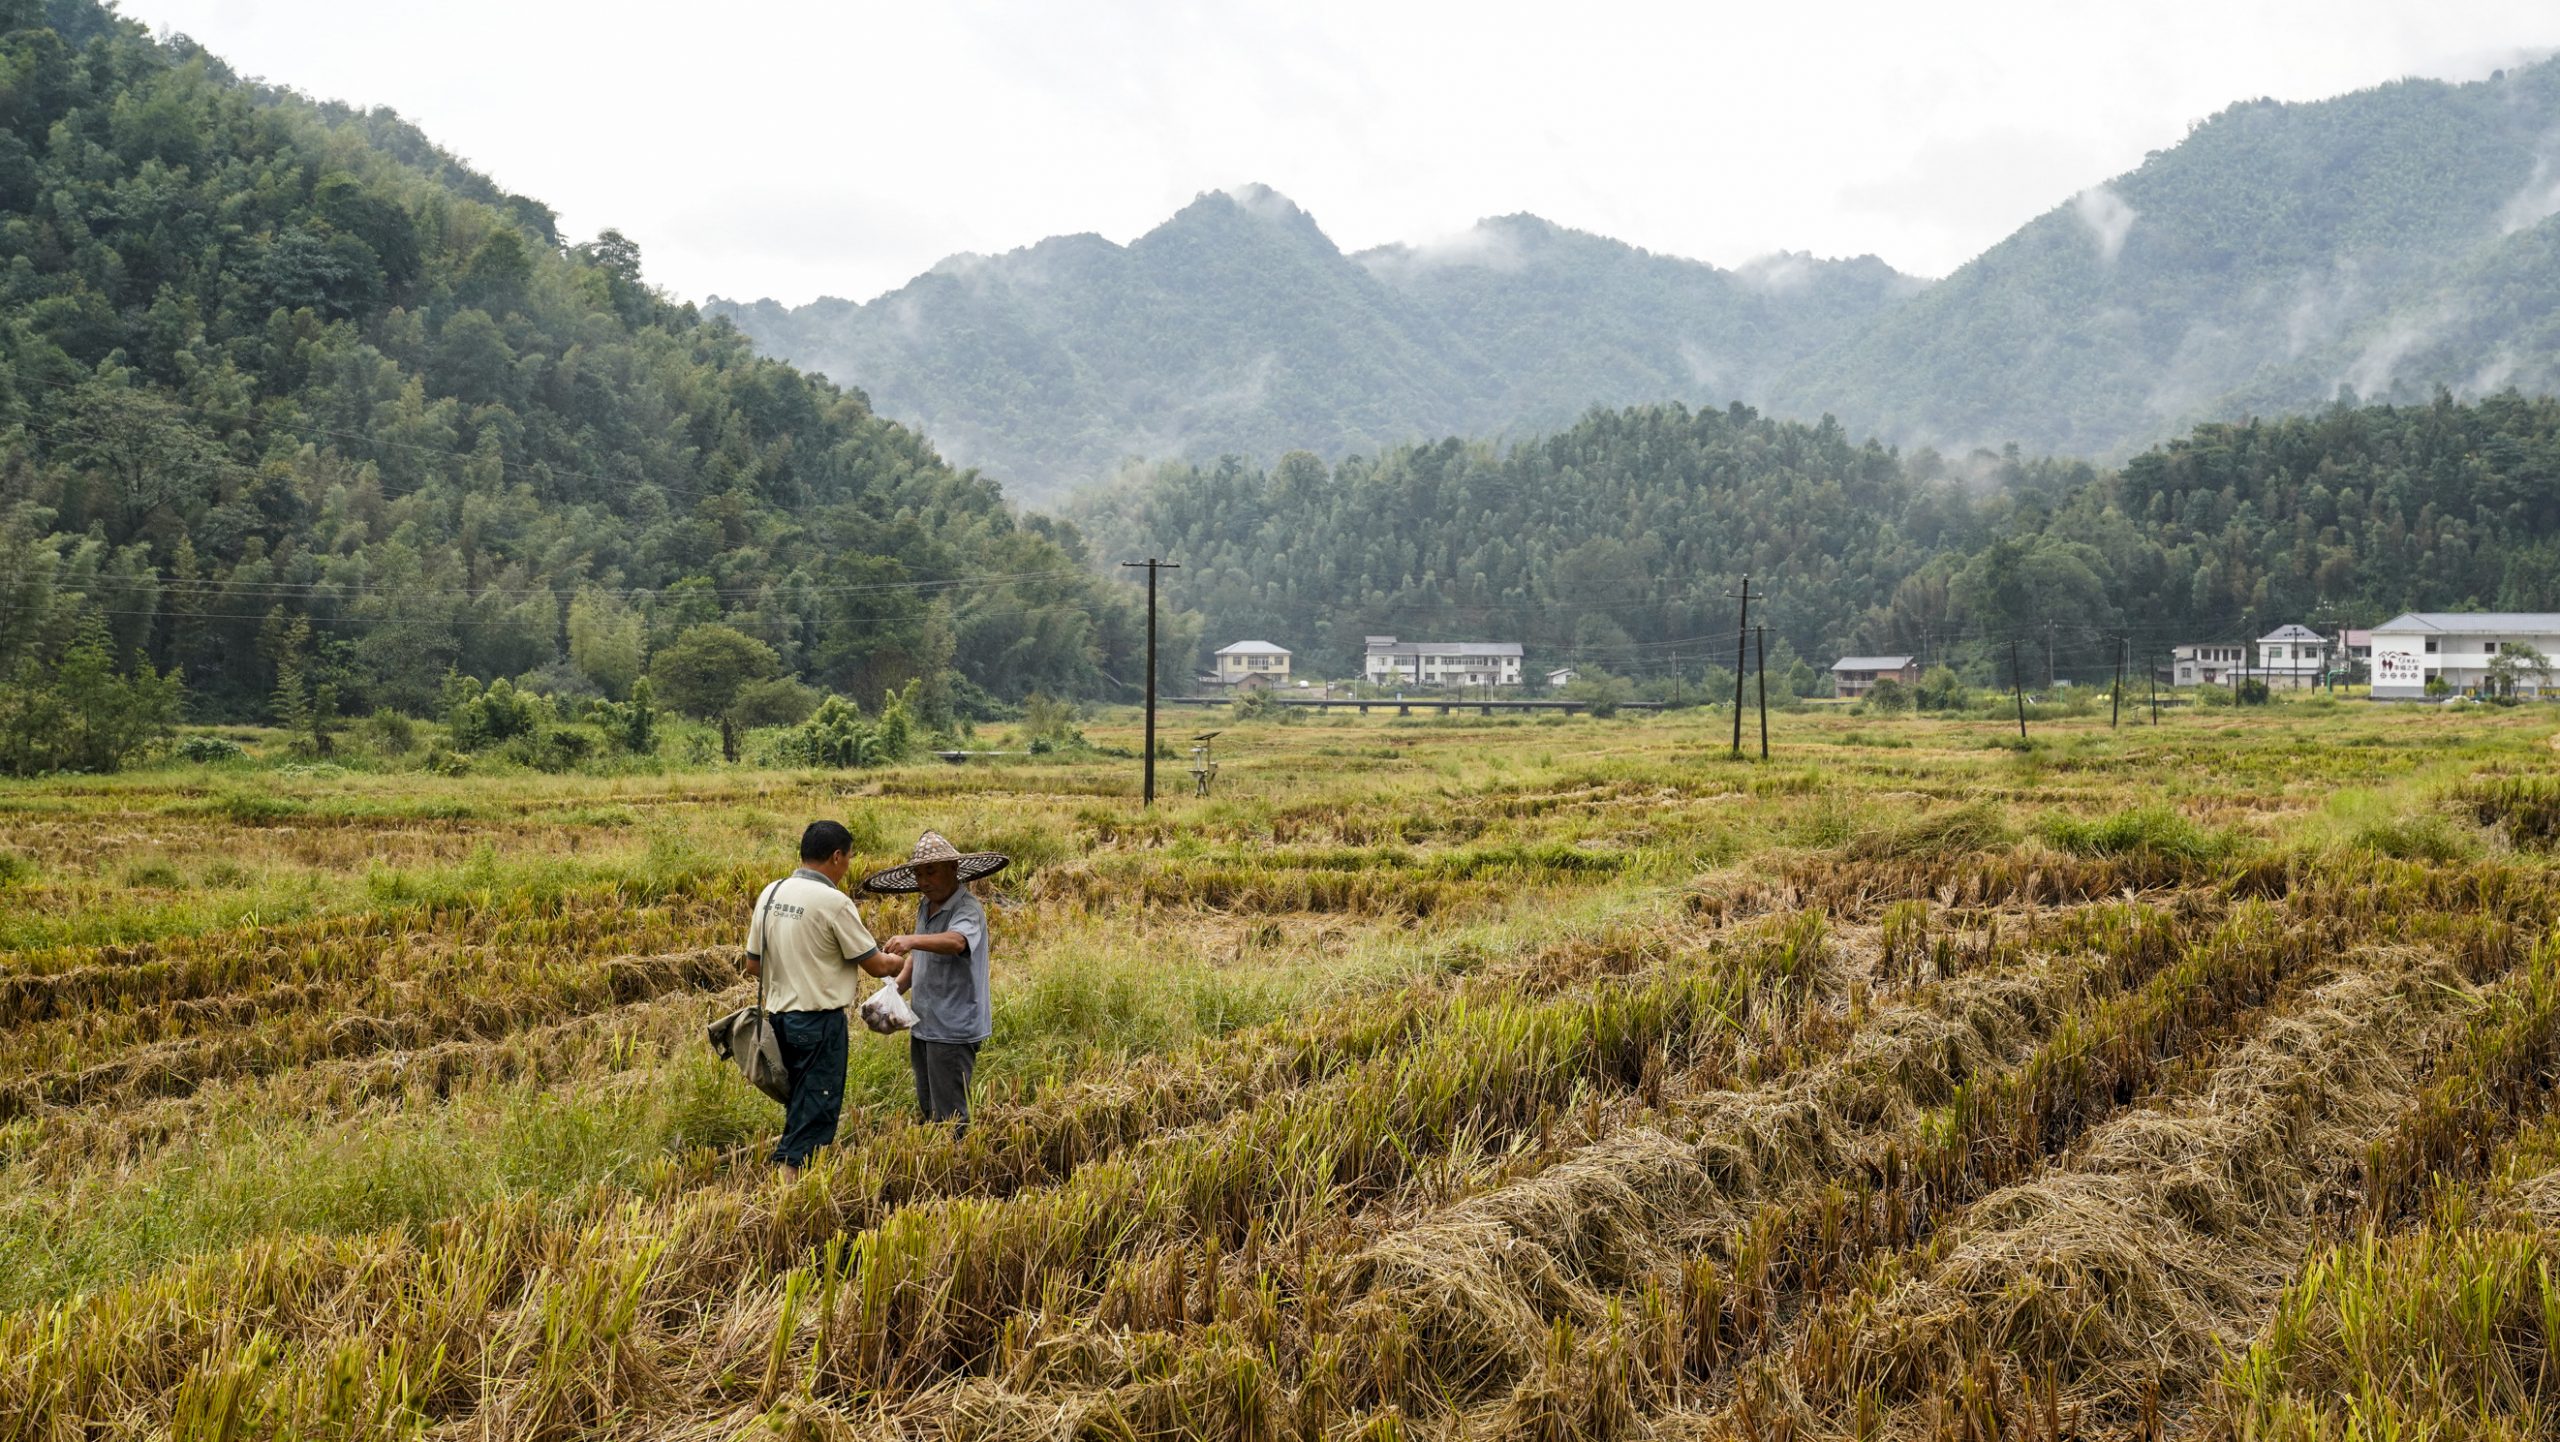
left=771, top=1009, right=848, bottom=1165
left=910, top=1038, right=980, bottom=1131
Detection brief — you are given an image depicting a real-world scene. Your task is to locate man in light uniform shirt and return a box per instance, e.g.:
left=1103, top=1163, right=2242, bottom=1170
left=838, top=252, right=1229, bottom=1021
left=745, top=820, right=895, bottom=1167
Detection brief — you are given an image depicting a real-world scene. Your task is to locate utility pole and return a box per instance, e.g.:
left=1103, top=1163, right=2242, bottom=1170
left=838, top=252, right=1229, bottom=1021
left=1755, top=624, right=1769, bottom=761
left=1120, top=558, right=1180, bottom=806
left=2010, top=637, right=2028, bottom=741
left=2046, top=619, right=2057, bottom=692
left=2149, top=650, right=2160, bottom=725
left=2111, top=635, right=2125, bottom=728
left=1730, top=576, right=1751, bottom=763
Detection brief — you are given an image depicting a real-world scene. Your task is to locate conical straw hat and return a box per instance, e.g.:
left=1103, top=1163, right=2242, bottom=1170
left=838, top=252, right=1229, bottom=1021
left=859, top=829, right=1010, bottom=894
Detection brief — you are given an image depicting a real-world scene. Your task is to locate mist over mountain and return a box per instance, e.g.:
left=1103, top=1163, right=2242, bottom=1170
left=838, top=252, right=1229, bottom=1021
left=720, top=59, right=2560, bottom=497
left=1770, top=57, right=2560, bottom=457
left=707, top=189, right=1915, bottom=501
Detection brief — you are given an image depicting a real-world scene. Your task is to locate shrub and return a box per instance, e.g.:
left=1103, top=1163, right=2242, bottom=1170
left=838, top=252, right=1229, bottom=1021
left=1859, top=677, right=1912, bottom=713
left=1020, top=693, right=1088, bottom=752
left=0, top=621, right=185, bottom=776
left=444, top=676, right=542, bottom=749
left=1230, top=689, right=1287, bottom=722
left=1915, top=665, right=1969, bottom=711
left=728, top=676, right=820, bottom=729
left=175, top=735, right=249, bottom=763
left=501, top=727, right=594, bottom=773
left=593, top=677, right=660, bottom=755
left=777, top=696, right=886, bottom=768
left=1563, top=672, right=1636, bottom=717
left=358, top=709, right=418, bottom=755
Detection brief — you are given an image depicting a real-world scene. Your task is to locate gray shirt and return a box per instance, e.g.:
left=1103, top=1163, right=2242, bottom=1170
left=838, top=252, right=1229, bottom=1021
left=908, top=887, right=991, bottom=1044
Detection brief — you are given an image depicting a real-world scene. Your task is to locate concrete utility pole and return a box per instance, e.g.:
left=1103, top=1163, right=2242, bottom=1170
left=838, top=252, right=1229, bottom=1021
left=1120, top=558, right=1180, bottom=805
left=1755, top=624, right=1769, bottom=760
left=2046, top=619, right=2057, bottom=691
left=2111, top=636, right=2125, bottom=728
left=1726, top=575, right=1758, bottom=758
left=2011, top=638, right=2029, bottom=741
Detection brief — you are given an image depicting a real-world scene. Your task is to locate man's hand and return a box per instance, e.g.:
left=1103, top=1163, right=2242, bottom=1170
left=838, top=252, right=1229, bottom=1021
left=880, top=935, right=911, bottom=956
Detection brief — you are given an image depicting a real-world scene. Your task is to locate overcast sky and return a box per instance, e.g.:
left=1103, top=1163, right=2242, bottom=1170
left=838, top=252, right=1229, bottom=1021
left=133, top=0, right=2560, bottom=307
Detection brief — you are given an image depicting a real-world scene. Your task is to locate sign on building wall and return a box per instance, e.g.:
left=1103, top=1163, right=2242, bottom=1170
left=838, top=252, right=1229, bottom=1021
left=2376, top=650, right=2425, bottom=686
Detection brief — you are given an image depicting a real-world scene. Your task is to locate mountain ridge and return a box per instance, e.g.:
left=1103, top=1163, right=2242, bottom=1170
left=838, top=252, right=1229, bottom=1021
left=717, top=59, right=2560, bottom=500
left=708, top=185, right=1913, bottom=499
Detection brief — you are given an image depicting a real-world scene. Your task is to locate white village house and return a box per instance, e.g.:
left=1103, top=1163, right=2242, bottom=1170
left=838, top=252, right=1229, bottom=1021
left=1211, top=640, right=1291, bottom=689
left=2370, top=613, right=2560, bottom=700
left=1363, top=637, right=1524, bottom=689
left=2256, top=624, right=2328, bottom=690
left=2169, top=644, right=2247, bottom=687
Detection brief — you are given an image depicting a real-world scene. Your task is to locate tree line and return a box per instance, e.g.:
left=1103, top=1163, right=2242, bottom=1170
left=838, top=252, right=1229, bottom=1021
left=0, top=0, right=1167, bottom=774
left=1075, top=392, right=2560, bottom=691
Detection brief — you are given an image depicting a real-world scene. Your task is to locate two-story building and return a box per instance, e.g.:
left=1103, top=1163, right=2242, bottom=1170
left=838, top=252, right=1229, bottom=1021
left=1830, top=656, right=1918, bottom=699
left=2256, top=624, right=2328, bottom=690
left=2370, top=613, right=2560, bottom=700
left=1211, top=641, right=1292, bottom=689
left=1362, top=637, right=1524, bottom=689
left=2170, top=643, right=2247, bottom=686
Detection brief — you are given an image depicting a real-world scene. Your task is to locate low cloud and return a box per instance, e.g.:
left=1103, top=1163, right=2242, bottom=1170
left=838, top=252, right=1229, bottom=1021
left=2496, top=149, right=2560, bottom=234
left=1221, top=183, right=1304, bottom=224
left=2342, top=305, right=2455, bottom=398
left=2072, top=185, right=2138, bottom=265
left=1357, top=220, right=1527, bottom=279
left=1734, top=253, right=1814, bottom=294
left=1678, top=340, right=1728, bottom=392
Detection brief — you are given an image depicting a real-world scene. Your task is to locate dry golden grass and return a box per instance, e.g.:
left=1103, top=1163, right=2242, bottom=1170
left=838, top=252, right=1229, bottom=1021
left=3, top=699, right=2558, bottom=1438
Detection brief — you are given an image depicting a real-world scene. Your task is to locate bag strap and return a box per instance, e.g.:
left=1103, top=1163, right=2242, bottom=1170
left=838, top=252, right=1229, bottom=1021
left=752, top=879, right=782, bottom=1015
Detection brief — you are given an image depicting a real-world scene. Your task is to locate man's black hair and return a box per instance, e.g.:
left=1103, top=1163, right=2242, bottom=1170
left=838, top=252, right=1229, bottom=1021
left=800, top=820, right=854, bottom=862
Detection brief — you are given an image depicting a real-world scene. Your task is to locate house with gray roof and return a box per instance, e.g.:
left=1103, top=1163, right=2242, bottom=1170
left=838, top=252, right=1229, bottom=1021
left=2370, top=613, right=2560, bottom=700
left=1831, top=655, right=1918, bottom=699
left=2256, top=623, right=2329, bottom=690
left=1212, top=640, right=1292, bottom=689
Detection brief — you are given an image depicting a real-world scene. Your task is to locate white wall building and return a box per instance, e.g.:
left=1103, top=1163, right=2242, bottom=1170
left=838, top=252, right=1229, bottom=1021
left=1363, top=636, right=1525, bottom=689
left=2170, top=643, right=2247, bottom=686
left=2256, top=624, right=2328, bottom=690
left=2370, top=613, right=2560, bottom=700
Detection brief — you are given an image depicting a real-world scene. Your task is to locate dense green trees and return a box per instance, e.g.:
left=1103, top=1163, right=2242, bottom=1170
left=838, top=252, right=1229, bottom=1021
left=0, top=0, right=1151, bottom=730
left=1072, top=402, right=1994, bottom=684
left=1081, top=393, right=2560, bottom=689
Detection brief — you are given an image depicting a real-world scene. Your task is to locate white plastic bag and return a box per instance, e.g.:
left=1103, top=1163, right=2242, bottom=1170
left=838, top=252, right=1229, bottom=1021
left=859, top=977, right=917, bottom=1034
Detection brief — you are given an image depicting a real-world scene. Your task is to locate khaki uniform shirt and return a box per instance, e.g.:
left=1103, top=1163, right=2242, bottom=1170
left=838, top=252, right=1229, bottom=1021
left=745, top=868, right=878, bottom=1013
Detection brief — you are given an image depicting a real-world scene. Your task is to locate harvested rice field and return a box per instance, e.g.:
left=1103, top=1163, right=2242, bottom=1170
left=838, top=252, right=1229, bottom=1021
left=8, top=699, right=2560, bottom=1440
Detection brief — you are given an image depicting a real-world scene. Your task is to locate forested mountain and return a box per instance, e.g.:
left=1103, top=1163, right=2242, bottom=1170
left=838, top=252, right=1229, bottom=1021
left=0, top=0, right=1154, bottom=725
left=708, top=190, right=1914, bottom=501
left=724, top=61, right=2560, bottom=494
left=1771, top=59, right=2560, bottom=459
left=1073, top=392, right=2560, bottom=687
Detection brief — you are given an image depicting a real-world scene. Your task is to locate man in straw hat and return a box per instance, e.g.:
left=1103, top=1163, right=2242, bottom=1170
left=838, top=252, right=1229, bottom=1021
left=863, top=830, right=1006, bottom=1133
left=745, top=820, right=897, bottom=1168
